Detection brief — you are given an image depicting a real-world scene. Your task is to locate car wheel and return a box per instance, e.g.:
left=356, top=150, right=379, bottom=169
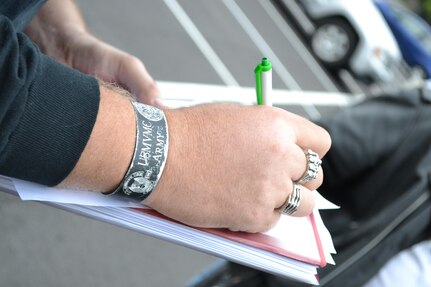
left=311, top=18, right=358, bottom=68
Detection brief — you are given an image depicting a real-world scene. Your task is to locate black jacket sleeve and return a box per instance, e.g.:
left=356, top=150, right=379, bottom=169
left=0, top=15, right=100, bottom=186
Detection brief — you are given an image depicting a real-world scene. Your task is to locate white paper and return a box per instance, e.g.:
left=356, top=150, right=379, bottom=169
left=12, top=178, right=142, bottom=208
left=314, top=191, right=340, bottom=210
left=65, top=204, right=320, bottom=284
left=264, top=214, right=321, bottom=262
left=12, top=176, right=339, bottom=210
left=11, top=177, right=337, bottom=265
left=2, top=175, right=338, bottom=285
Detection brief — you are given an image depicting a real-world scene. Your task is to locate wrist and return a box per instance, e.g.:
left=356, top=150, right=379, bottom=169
left=143, top=107, right=201, bottom=208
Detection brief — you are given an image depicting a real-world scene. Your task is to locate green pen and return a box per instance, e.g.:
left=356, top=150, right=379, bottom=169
left=254, top=57, right=272, bottom=106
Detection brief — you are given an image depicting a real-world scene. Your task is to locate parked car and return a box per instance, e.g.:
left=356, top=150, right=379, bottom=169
left=374, top=0, right=431, bottom=78
left=297, top=0, right=402, bottom=82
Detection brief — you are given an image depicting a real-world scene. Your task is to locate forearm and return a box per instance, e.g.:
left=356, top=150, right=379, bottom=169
left=24, top=0, right=87, bottom=63
left=59, top=85, right=136, bottom=192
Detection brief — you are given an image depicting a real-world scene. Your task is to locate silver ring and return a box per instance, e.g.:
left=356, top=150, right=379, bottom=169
left=296, top=149, right=322, bottom=185
left=280, top=184, right=301, bottom=215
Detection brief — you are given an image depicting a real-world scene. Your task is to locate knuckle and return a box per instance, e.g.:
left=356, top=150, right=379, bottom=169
left=260, top=106, right=287, bottom=129
left=268, top=137, right=288, bottom=156
left=119, top=55, right=143, bottom=73
left=125, top=55, right=142, bottom=66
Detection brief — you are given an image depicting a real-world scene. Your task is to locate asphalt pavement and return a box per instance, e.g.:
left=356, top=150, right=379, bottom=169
left=0, top=1, right=355, bottom=286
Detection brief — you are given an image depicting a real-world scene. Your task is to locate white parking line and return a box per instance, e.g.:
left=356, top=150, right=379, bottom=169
left=278, top=0, right=316, bottom=35
left=258, top=0, right=340, bottom=93
left=222, top=0, right=300, bottom=90
left=163, top=0, right=240, bottom=87
left=338, top=69, right=366, bottom=94
left=223, top=0, right=322, bottom=120
left=158, top=81, right=363, bottom=108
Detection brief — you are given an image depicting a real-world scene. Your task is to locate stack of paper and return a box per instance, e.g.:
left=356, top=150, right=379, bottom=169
left=0, top=175, right=337, bottom=285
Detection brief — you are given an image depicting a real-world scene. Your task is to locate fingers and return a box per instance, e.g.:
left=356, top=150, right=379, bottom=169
left=272, top=112, right=326, bottom=219
left=274, top=148, right=322, bottom=218
left=70, top=36, right=166, bottom=109
left=286, top=145, right=323, bottom=191
left=232, top=182, right=317, bottom=233
left=275, top=110, right=328, bottom=219
left=116, top=56, right=167, bottom=109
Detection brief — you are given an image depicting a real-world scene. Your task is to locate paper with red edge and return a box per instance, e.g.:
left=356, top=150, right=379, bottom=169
left=4, top=175, right=340, bottom=285
left=309, top=213, right=327, bottom=267
left=204, top=210, right=335, bottom=267
left=10, top=175, right=337, bottom=269
left=207, top=214, right=325, bottom=266
left=135, top=206, right=335, bottom=268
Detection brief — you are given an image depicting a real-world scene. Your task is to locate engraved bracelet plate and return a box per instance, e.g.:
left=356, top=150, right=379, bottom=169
left=105, top=102, right=169, bottom=201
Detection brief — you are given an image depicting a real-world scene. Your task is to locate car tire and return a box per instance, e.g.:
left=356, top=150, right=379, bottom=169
left=311, top=17, right=358, bottom=68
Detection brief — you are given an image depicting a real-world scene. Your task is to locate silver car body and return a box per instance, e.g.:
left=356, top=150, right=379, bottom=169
left=302, top=0, right=402, bottom=82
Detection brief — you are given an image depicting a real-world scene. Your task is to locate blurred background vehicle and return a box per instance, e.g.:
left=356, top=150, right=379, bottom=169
left=374, top=0, right=431, bottom=78
left=292, top=0, right=403, bottom=83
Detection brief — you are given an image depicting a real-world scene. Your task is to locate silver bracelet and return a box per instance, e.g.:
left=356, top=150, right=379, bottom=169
left=104, top=102, right=169, bottom=201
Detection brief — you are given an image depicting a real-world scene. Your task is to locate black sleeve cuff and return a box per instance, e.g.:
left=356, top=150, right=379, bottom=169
left=1, top=54, right=100, bottom=186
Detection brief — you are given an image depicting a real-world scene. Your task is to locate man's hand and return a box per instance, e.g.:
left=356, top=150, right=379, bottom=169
left=146, top=104, right=331, bottom=233
left=63, top=32, right=163, bottom=107
left=25, top=0, right=163, bottom=107
left=35, top=1, right=331, bottom=233
left=61, top=86, right=330, bottom=233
